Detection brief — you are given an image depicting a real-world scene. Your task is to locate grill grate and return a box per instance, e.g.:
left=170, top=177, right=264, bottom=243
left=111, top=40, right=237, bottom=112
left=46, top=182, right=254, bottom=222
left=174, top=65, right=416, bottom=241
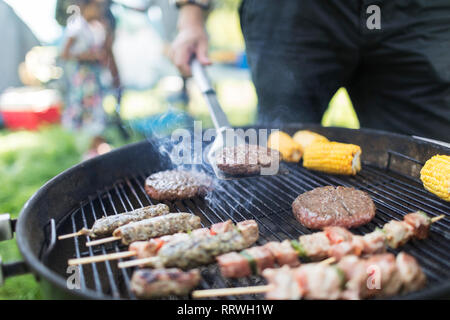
left=56, top=161, right=450, bottom=299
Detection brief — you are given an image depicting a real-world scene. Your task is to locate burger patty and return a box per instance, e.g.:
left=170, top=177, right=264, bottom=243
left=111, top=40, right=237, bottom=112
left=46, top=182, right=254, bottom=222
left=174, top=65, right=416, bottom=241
left=215, top=144, right=281, bottom=175
left=292, top=186, right=376, bottom=229
left=145, top=170, right=213, bottom=201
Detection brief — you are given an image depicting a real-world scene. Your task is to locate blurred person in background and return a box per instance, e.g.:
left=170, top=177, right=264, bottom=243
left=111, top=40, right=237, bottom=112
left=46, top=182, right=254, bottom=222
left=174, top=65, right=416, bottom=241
left=170, top=1, right=450, bottom=141
left=60, top=0, right=120, bottom=159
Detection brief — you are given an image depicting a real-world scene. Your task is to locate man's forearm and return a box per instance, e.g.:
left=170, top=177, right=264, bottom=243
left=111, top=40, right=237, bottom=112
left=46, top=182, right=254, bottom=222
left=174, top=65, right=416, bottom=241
left=177, top=3, right=207, bottom=31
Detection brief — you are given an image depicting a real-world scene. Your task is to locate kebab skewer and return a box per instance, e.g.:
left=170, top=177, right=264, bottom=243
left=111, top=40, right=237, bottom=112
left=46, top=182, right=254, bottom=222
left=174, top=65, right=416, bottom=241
left=215, top=212, right=444, bottom=278
left=192, top=252, right=426, bottom=299
left=131, top=268, right=202, bottom=299
left=85, top=212, right=202, bottom=246
left=129, top=257, right=335, bottom=299
left=68, top=220, right=236, bottom=265
left=58, top=204, right=170, bottom=240
left=118, top=220, right=259, bottom=269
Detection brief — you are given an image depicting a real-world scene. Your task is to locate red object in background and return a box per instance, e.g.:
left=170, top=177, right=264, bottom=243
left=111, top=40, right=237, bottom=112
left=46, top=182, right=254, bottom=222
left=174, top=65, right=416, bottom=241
left=0, top=87, right=62, bottom=130
left=1, top=105, right=61, bottom=130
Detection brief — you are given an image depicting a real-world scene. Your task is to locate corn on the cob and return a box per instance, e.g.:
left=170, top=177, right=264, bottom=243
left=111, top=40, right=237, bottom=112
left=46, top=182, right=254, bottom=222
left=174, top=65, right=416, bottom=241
left=420, top=155, right=450, bottom=202
left=292, top=130, right=329, bottom=152
left=303, top=142, right=362, bottom=175
left=268, top=131, right=303, bottom=162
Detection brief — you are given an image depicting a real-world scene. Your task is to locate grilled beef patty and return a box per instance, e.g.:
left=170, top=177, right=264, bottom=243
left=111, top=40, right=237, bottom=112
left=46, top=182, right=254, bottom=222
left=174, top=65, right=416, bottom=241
left=216, top=144, right=281, bottom=175
left=292, top=186, right=376, bottom=229
left=145, top=170, right=213, bottom=201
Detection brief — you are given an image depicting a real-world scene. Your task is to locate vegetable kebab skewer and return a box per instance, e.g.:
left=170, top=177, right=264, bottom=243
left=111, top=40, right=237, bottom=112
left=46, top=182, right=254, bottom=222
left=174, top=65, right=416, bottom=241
left=58, top=203, right=170, bottom=240
left=216, top=211, right=444, bottom=278
left=118, top=220, right=259, bottom=269
left=69, top=220, right=237, bottom=265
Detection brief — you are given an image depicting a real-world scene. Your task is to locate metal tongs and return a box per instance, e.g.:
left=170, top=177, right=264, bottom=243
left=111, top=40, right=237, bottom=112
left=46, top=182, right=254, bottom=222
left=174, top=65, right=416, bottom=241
left=191, top=58, right=284, bottom=180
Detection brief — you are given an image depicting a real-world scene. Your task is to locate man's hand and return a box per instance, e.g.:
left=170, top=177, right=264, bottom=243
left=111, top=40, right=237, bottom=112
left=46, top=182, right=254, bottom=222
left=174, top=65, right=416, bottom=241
left=170, top=5, right=211, bottom=76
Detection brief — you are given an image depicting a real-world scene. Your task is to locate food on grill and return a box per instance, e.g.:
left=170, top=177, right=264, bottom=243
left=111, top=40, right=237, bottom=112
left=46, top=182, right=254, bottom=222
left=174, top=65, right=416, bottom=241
left=264, top=240, right=301, bottom=267
left=292, top=186, right=376, bottom=229
left=131, top=268, right=201, bottom=298
left=145, top=170, right=213, bottom=201
left=58, top=204, right=170, bottom=240
left=395, top=251, right=428, bottom=293
left=84, top=204, right=170, bottom=237
left=113, top=212, right=202, bottom=245
left=215, top=212, right=439, bottom=278
left=119, top=220, right=259, bottom=269
left=68, top=220, right=240, bottom=266
left=215, top=144, right=281, bottom=175
left=297, top=231, right=332, bottom=260
left=217, top=240, right=299, bottom=278
left=327, top=212, right=438, bottom=256
left=128, top=220, right=235, bottom=259
left=262, top=252, right=426, bottom=300
left=403, top=211, right=431, bottom=240
left=302, top=141, right=362, bottom=175
left=267, top=131, right=303, bottom=162
left=383, top=220, right=414, bottom=249
left=292, top=130, right=329, bottom=151
left=420, top=155, right=450, bottom=202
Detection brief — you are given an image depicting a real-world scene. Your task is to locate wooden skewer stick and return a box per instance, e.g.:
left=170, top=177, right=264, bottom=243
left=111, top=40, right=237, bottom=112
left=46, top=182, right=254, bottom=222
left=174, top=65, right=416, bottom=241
left=192, top=285, right=273, bottom=298
left=85, top=236, right=121, bottom=247
left=58, top=229, right=90, bottom=240
left=191, top=257, right=336, bottom=298
left=318, top=257, right=336, bottom=265
left=69, top=250, right=136, bottom=266
left=118, top=256, right=158, bottom=269
left=68, top=251, right=136, bottom=266
left=431, top=215, right=445, bottom=223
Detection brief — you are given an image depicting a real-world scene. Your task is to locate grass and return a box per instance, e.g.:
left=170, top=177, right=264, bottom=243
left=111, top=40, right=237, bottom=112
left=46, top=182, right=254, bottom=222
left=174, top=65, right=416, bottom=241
left=0, top=125, right=141, bottom=300
left=0, top=127, right=82, bottom=299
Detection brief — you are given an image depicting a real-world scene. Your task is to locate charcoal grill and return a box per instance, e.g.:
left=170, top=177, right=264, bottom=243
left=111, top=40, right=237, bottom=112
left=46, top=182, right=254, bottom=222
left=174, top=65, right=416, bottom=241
left=1, top=124, right=449, bottom=299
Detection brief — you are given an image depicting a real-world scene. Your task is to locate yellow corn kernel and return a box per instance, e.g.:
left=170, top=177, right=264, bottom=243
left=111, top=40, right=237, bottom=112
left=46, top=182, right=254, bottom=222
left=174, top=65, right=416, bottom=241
left=303, top=141, right=362, bottom=175
left=268, top=131, right=303, bottom=162
left=420, top=155, right=450, bottom=202
left=292, top=130, right=329, bottom=152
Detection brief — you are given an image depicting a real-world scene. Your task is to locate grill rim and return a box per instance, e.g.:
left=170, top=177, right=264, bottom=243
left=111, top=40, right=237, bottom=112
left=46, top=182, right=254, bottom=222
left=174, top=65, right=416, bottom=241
left=15, top=124, right=450, bottom=299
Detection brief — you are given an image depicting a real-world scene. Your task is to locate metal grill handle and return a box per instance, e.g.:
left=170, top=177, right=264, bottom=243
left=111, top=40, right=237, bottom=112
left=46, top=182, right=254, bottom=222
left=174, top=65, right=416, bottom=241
left=0, top=214, right=13, bottom=242
left=0, top=213, right=30, bottom=286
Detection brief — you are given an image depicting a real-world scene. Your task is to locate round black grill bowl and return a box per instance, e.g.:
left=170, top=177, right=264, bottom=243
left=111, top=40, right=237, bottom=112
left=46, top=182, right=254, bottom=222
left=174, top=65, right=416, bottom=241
left=15, top=124, right=450, bottom=299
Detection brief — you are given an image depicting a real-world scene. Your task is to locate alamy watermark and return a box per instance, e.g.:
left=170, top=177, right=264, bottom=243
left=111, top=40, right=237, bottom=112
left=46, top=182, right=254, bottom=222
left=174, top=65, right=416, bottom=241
left=168, top=121, right=281, bottom=175
left=366, top=5, right=381, bottom=30
left=66, top=265, right=81, bottom=290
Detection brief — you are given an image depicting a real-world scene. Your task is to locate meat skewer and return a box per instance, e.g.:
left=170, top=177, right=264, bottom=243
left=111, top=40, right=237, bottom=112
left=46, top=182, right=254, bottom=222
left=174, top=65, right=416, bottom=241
left=263, top=252, right=426, bottom=300
left=192, top=252, right=426, bottom=299
left=131, top=268, right=201, bottom=299
left=85, top=212, right=202, bottom=246
left=58, top=204, right=170, bottom=240
left=192, top=257, right=336, bottom=299
left=118, top=220, right=259, bottom=269
left=68, top=220, right=236, bottom=265
left=216, top=212, right=444, bottom=278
